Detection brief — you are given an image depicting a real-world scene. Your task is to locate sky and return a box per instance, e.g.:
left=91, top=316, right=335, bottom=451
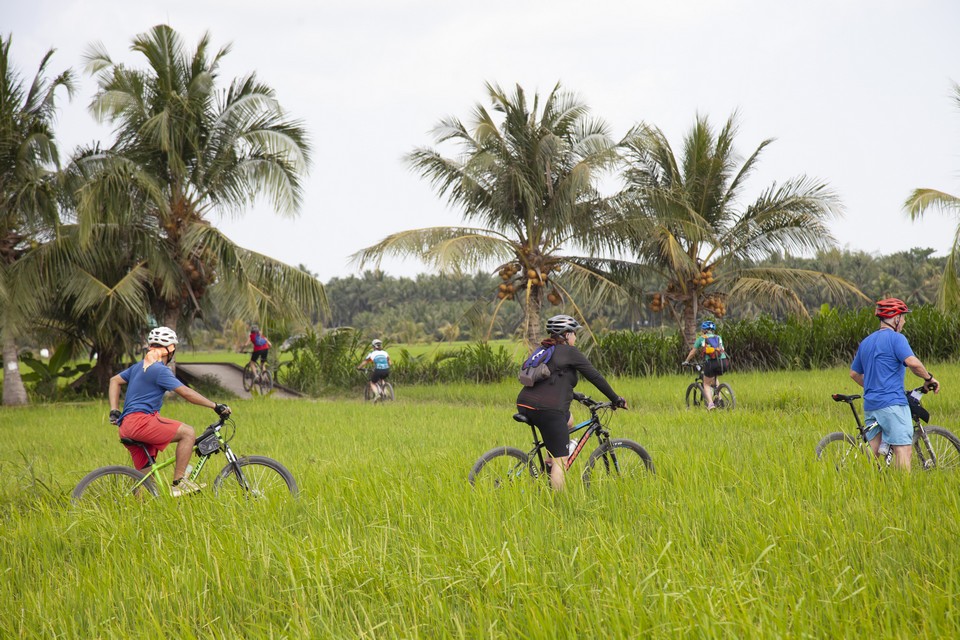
left=7, top=0, right=960, bottom=281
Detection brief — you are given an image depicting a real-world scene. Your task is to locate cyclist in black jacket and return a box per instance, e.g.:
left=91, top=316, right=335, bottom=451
left=516, top=314, right=627, bottom=490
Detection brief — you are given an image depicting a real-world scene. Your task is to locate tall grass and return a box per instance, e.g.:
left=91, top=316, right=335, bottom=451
left=3, top=367, right=960, bottom=637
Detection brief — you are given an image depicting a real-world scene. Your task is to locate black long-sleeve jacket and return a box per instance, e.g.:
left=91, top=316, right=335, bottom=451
left=516, top=343, right=619, bottom=411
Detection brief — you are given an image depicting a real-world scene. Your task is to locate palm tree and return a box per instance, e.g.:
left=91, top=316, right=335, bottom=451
left=0, top=35, right=75, bottom=405
left=612, top=114, right=864, bottom=347
left=353, top=82, right=621, bottom=346
left=74, top=25, right=324, bottom=351
left=904, top=83, right=960, bottom=311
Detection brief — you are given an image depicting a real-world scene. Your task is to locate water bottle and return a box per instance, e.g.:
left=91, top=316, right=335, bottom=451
left=877, top=442, right=890, bottom=457
left=183, top=464, right=193, bottom=479
left=568, top=438, right=578, bottom=455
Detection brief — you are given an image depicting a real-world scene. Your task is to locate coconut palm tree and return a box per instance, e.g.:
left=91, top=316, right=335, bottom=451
left=353, top=82, right=621, bottom=346
left=74, top=25, right=325, bottom=347
left=611, top=114, right=864, bottom=347
left=0, top=35, right=75, bottom=405
left=904, top=83, right=960, bottom=311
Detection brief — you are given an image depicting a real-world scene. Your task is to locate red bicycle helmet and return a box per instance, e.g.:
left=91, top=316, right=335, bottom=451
left=875, top=298, right=911, bottom=318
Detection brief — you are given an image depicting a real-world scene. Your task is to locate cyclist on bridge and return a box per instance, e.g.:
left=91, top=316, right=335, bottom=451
left=850, top=298, right=940, bottom=471
left=249, top=323, right=271, bottom=365
left=682, top=320, right=729, bottom=410
left=516, top=314, right=627, bottom=491
left=108, top=327, right=231, bottom=496
left=359, top=339, right=391, bottom=398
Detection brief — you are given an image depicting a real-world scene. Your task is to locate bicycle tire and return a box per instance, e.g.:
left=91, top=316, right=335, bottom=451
left=468, top=446, right=533, bottom=488
left=257, top=369, right=273, bottom=394
left=383, top=382, right=395, bottom=401
left=685, top=383, right=704, bottom=408
left=582, top=439, right=654, bottom=487
left=71, top=465, right=158, bottom=503
left=242, top=362, right=255, bottom=392
left=715, top=383, right=736, bottom=410
left=214, top=456, right=298, bottom=498
left=914, top=426, right=960, bottom=471
left=363, top=384, right=375, bottom=402
left=814, top=432, right=866, bottom=471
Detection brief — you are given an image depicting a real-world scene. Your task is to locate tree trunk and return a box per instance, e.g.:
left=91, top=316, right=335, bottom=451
left=2, top=335, right=28, bottom=406
left=681, top=295, right=699, bottom=350
left=522, top=287, right=544, bottom=349
left=163, top=309, right=179, bottom=376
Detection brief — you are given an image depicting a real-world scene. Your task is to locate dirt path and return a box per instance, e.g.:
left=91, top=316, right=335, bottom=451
left=177, top=362, right=302, bottom=400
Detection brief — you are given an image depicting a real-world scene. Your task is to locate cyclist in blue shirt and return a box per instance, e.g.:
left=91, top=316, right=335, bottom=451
left=108, top=327, right=231, bottom=495
left=850, top=298, right=940, bottom=470
left=358, top=339, right=391, bottom=397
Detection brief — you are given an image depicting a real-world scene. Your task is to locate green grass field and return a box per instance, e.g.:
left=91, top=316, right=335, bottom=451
left=3, top=366, right=960, bottom=638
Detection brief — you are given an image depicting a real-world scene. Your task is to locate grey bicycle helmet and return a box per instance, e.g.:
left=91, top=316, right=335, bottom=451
left=546, top=314, right=581, bottom=336
left=147, top=326, right=178, bottom=347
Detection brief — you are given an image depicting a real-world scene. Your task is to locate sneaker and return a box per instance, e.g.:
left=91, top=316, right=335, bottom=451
left=171, top=478, right=205, bottom=497
left=706, top=403, right=716, bottom=410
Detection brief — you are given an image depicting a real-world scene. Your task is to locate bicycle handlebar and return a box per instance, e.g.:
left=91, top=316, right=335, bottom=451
left=832, top=385, right=934, bottom=405
left=573, top=392, right=623, bottom=411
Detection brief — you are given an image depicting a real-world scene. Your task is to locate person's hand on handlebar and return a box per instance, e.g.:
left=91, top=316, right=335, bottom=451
left=614, top=396, right=628, bottom=409
left=214, top=403, right=232, bottom=417
left=923, top=375, right=940, bottom=393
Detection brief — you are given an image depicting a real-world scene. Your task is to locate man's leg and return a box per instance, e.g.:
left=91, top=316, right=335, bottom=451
left=170, top=423, right=196, bottom=480
left=868, top=433, right=883, bottom=457
left=703, top=375, right=716, bottom=406
left=549, top=454, right=567, bottom=491
left=892, top=445, right=912, bottom=471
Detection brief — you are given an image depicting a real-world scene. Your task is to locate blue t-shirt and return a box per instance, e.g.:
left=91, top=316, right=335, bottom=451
left=851, top=329, right=914, bottom=411
left=118, top=360, right=184, bottom=420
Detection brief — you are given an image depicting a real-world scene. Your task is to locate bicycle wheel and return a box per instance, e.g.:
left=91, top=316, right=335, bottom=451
left=363, top=384, right=375, bottom=401
left=468, top=447, right=533, bottom=488
left=582, top=439, right=654, bottom=487
left=71, top=465, right=158, bottom=503
left=214, top=456, right=298, bottom=498
left=913, top=426, right=960, bottom=471
left=685, top=383, right=704, bottom=408
left=242, top=362, right=255, bottom=392
left=382, top=382, right=395, bottom=401
left=815, top=432, right=867, bottom=471
left=714, top=383, right=736, bottom=409
left=257, top=369, right=273, bottom=394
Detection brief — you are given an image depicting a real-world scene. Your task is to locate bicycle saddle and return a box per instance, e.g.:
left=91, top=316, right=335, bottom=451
left=831, top=393, right=861, bottom=403
left=512, top=413, right=529, bottom=424
left=119, top=437, right=151, bottom=447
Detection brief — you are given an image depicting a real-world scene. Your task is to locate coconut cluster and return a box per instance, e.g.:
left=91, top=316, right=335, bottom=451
left=703, top=294, right=727, bottom=318
left=693, top=266, right=715, bottom=288
left=496, top=260, right=558, bottom=303
left=650, top=292, right=666, bottom=312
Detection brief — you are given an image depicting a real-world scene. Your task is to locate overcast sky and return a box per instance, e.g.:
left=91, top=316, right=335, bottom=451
left=7, top=0, right=960, bottom=281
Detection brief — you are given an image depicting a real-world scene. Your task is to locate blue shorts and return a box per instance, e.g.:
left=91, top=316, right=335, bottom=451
left=864, top=404, right=913, bottom=446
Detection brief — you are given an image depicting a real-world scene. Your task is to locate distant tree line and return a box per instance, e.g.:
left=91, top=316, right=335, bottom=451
left=323, top=246, right=944, bottom=343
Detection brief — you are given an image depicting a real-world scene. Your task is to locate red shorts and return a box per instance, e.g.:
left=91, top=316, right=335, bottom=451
left=118, top=412, right=183, bottom=469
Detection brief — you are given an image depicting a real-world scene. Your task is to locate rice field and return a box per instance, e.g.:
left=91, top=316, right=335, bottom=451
left=2, top=366, right=960, bottom=638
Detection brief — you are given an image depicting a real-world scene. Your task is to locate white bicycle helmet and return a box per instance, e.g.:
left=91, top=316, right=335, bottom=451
left=546, top=314, right=581, bottom=336
left=147, top=326, right=179, bottom=347
left=372, top=339, right=383, bottom=349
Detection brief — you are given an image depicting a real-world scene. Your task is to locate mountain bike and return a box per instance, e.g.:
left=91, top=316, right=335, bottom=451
left=71, top=415, right=298, bottom=502
left=468, top=392, right=654, bottom=488
left=242, top=359, right=273, bottom=394
left=358, top=367, right=394, bottom=402
left=816, top=386, right=960, bottom=471
left=681, top=361, right=734, bottom=409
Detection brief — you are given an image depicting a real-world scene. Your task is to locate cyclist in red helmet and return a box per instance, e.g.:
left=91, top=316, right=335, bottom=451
left=849, top=298, right=940, bottom=470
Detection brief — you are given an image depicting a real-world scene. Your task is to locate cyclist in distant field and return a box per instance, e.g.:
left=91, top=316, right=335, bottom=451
left=358, top=339, right=391, bottom=397
left=850, top=298, right=940, bottom=471
left=682, top=320, right=729, bottom=410
left=249, top=324, right=271, bottom=366
left=516, top=314, right=627, bottom=491
left=108, top=327, right=231, bottom=496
